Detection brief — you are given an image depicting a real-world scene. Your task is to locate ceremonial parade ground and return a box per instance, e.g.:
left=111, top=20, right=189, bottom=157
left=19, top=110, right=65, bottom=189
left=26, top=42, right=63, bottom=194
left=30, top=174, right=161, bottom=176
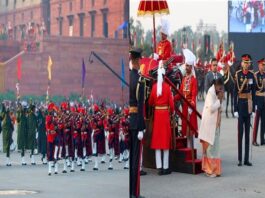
left=141, top=101, right=265, bottom=198
left=0, top=101, right=263, bottom=198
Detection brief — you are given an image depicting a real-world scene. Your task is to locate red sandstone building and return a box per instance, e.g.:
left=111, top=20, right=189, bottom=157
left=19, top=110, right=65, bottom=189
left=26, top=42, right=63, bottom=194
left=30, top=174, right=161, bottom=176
left=0, top=0, right=129, bottom=40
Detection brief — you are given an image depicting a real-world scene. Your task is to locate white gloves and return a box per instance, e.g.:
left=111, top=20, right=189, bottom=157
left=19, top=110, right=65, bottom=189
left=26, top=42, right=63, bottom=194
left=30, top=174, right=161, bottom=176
left=255, top=105, right=258, bottom=111
left=188, top=108, right=193, bottom=115
left=234, top=112, right=239, bottom=118
left=228, top=61, right=233, bottom=66
left=153, top=53, right=159, bottom=61
left=104, top=130, right=109, bottom=139
left=251, top=112, right=255, bottom=117
left=138, top=131, right=144, bottom=141
left=36, top=132, right=38, bottom=139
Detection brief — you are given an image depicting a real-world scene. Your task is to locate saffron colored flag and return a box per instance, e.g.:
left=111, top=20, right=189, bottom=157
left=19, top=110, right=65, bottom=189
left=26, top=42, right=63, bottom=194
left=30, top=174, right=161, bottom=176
left=47, top=56, right=52, bottom=80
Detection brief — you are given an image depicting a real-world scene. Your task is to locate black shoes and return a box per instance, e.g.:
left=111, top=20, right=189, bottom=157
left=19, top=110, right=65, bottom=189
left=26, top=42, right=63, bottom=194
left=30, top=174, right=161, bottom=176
left=162, top=169, right=172, bottom=175
left=253, top=142, right=259, bottom=146
left=157, top=168, right=163, bottom=175
left=244, top=161, right=252, bottom=166
left=238, top=161, right=253, bottom=166
left=157, top=168, right=172, bottom=175
left=140, top=170, right=147, bottom=176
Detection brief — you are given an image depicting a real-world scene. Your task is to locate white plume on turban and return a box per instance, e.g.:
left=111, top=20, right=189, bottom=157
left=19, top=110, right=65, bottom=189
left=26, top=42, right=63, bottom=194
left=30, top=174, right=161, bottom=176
left=157, top=61, right=165, bottom=97
left=161, top=19, right=170, bottom=36
left=182, top=48, right=196, bottom=78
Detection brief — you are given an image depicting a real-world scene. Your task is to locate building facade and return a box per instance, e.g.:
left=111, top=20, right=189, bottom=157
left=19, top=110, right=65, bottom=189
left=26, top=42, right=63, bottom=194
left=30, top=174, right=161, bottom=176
left=0, top=0, right=129, bottom=40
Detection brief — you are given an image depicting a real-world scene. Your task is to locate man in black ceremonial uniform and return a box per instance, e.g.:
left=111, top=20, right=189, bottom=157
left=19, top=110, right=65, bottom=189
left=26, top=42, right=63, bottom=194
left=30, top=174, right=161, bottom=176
left=234, top=54, right=256, bottom=167
left=252, top=58, right=265, bottom=146
left=129, top=47, right=146, bottom=198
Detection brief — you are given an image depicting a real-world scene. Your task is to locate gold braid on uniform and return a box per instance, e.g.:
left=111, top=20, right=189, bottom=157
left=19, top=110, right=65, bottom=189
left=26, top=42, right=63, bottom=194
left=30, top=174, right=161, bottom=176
left=254, top=71, right=263, bottom=91
left=136, top=76, right=145, bottom=102
left=224, top=71, right=230, bottom=84
left=235, top=70, right=248, bottom=94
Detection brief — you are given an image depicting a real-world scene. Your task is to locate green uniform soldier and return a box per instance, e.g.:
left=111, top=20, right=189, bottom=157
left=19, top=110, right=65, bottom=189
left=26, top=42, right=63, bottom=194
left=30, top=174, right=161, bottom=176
left=17, top=103, right=28, bottom=165
left=27, top=104, right=38, bottom=165
left=37, top=108, right=47, bottom=164
left=1, top=104, right=14, bottom=166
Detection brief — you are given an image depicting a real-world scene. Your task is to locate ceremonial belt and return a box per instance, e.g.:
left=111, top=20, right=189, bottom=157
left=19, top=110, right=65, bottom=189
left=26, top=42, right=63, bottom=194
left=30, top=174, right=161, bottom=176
left=256, top=92, right=265, bottom=97
left=129, top=106, right=138, bottom=113
left=238, top=93, right=252, bottom=99
left=155, top=106, right=169, bottom=110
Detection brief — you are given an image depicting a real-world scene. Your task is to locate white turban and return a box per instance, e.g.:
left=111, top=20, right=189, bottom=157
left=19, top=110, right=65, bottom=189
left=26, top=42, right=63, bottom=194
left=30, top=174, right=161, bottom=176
left=182, top=48, right=197, bottom=78
left=161, top=19, right=170, bottom=36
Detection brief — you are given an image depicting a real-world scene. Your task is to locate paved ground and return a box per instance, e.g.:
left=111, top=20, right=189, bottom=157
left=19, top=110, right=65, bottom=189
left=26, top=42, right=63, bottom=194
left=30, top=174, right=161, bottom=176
left=0, top=153, right=128, bottom=198
left=0, top=101, right=265, bottom=198
left=141, top=101, right=265, bottom=198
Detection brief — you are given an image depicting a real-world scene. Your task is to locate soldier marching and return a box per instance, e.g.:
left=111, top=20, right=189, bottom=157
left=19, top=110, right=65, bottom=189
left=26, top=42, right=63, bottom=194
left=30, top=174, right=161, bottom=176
left=0, top=99, right=130, bottom=176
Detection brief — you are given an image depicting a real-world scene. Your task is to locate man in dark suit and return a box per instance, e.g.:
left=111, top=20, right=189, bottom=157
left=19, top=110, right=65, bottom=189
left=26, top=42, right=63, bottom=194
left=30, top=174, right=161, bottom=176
left=129, top=47, right=146, bottom=198
left=205, top=58, right=223, bottom=93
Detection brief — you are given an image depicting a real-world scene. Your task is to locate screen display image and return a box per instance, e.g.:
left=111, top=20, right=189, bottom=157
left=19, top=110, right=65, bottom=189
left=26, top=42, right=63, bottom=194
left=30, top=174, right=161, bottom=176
left=229, top=0, right=265, bottom=32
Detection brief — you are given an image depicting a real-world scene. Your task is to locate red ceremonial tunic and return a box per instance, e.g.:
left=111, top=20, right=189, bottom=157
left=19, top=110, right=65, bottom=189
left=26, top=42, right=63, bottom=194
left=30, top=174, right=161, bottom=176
left=149, top=82, right=174, bottom=150
left=157, top=39, right=172, bottom=61
left=175, top=75, right=198, bottom=136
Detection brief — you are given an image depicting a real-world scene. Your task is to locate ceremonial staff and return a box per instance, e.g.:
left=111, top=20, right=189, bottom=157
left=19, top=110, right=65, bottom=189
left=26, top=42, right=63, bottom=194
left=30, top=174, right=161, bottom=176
left=89, top=51, right=129, bottom=87
left=47, top=56, right=53, bottom=102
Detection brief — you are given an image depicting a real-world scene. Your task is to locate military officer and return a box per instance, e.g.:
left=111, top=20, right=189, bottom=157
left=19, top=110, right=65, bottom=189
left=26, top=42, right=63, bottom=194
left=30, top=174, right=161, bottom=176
left=252, top=58, right=265, bottom=146
left=129, top=47, right=146, bottom=198
left=234, top=54, right=256, bottom=166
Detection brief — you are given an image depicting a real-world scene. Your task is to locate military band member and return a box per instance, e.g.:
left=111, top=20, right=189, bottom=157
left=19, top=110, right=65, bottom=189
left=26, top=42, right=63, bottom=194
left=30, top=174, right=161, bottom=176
left=234, top=54, right=256, bottom=166
left=37, top=108, right=47, bottom=164
left=17, top=103, right=28, bottom=165
left=252, top=58, right=265, bottom=146
left=46, top=105, right=58, bottom=175
left=1, top=104, right=13, bottom=166
left=27, top=104, right=38, bottom=165
left=129, top=47, right=146, bottom=198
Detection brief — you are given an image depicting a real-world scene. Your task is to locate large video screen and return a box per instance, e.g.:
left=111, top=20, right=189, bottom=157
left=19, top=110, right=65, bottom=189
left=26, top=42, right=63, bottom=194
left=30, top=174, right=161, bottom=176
left=229, top=0, right=265, bottom=32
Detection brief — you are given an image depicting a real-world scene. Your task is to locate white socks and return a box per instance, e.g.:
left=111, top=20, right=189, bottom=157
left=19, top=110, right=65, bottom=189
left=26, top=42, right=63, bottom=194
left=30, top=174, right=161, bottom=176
left=48, top=161, right=52, bottom=175
left=58, top=146, right=62, bottom=159
left=163, top=150, right=169, bottom=169
left=54, top=146, right=59, bottom=160
left=54, top=162, right=58, bottom=174
left=21, top=157, right=26, bottom=165
left=155, top=149, right=169, bottom=169
left=31, top=155, right=35, bottom=164
left=155, top=150, right=162, bottom=169
left=65, top=145, right=69, bottom=157
left=71, top=161, right=75, bottom=172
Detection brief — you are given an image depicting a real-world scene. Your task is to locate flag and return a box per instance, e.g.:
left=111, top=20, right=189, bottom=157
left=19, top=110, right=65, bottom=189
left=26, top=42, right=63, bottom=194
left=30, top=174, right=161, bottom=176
left=121, top=58, right=125, bottom=89
left=81, top=58, right=86, bottom=88
left=47, top=56, right=52, bottom=81
left=117, top=21, right=128, bottom=31
left=17, top=56, right=22, bottom=81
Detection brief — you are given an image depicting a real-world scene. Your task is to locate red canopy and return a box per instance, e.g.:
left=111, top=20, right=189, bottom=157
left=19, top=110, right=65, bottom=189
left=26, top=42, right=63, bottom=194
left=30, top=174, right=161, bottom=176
left=137, top=0, right=170, bottom=16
